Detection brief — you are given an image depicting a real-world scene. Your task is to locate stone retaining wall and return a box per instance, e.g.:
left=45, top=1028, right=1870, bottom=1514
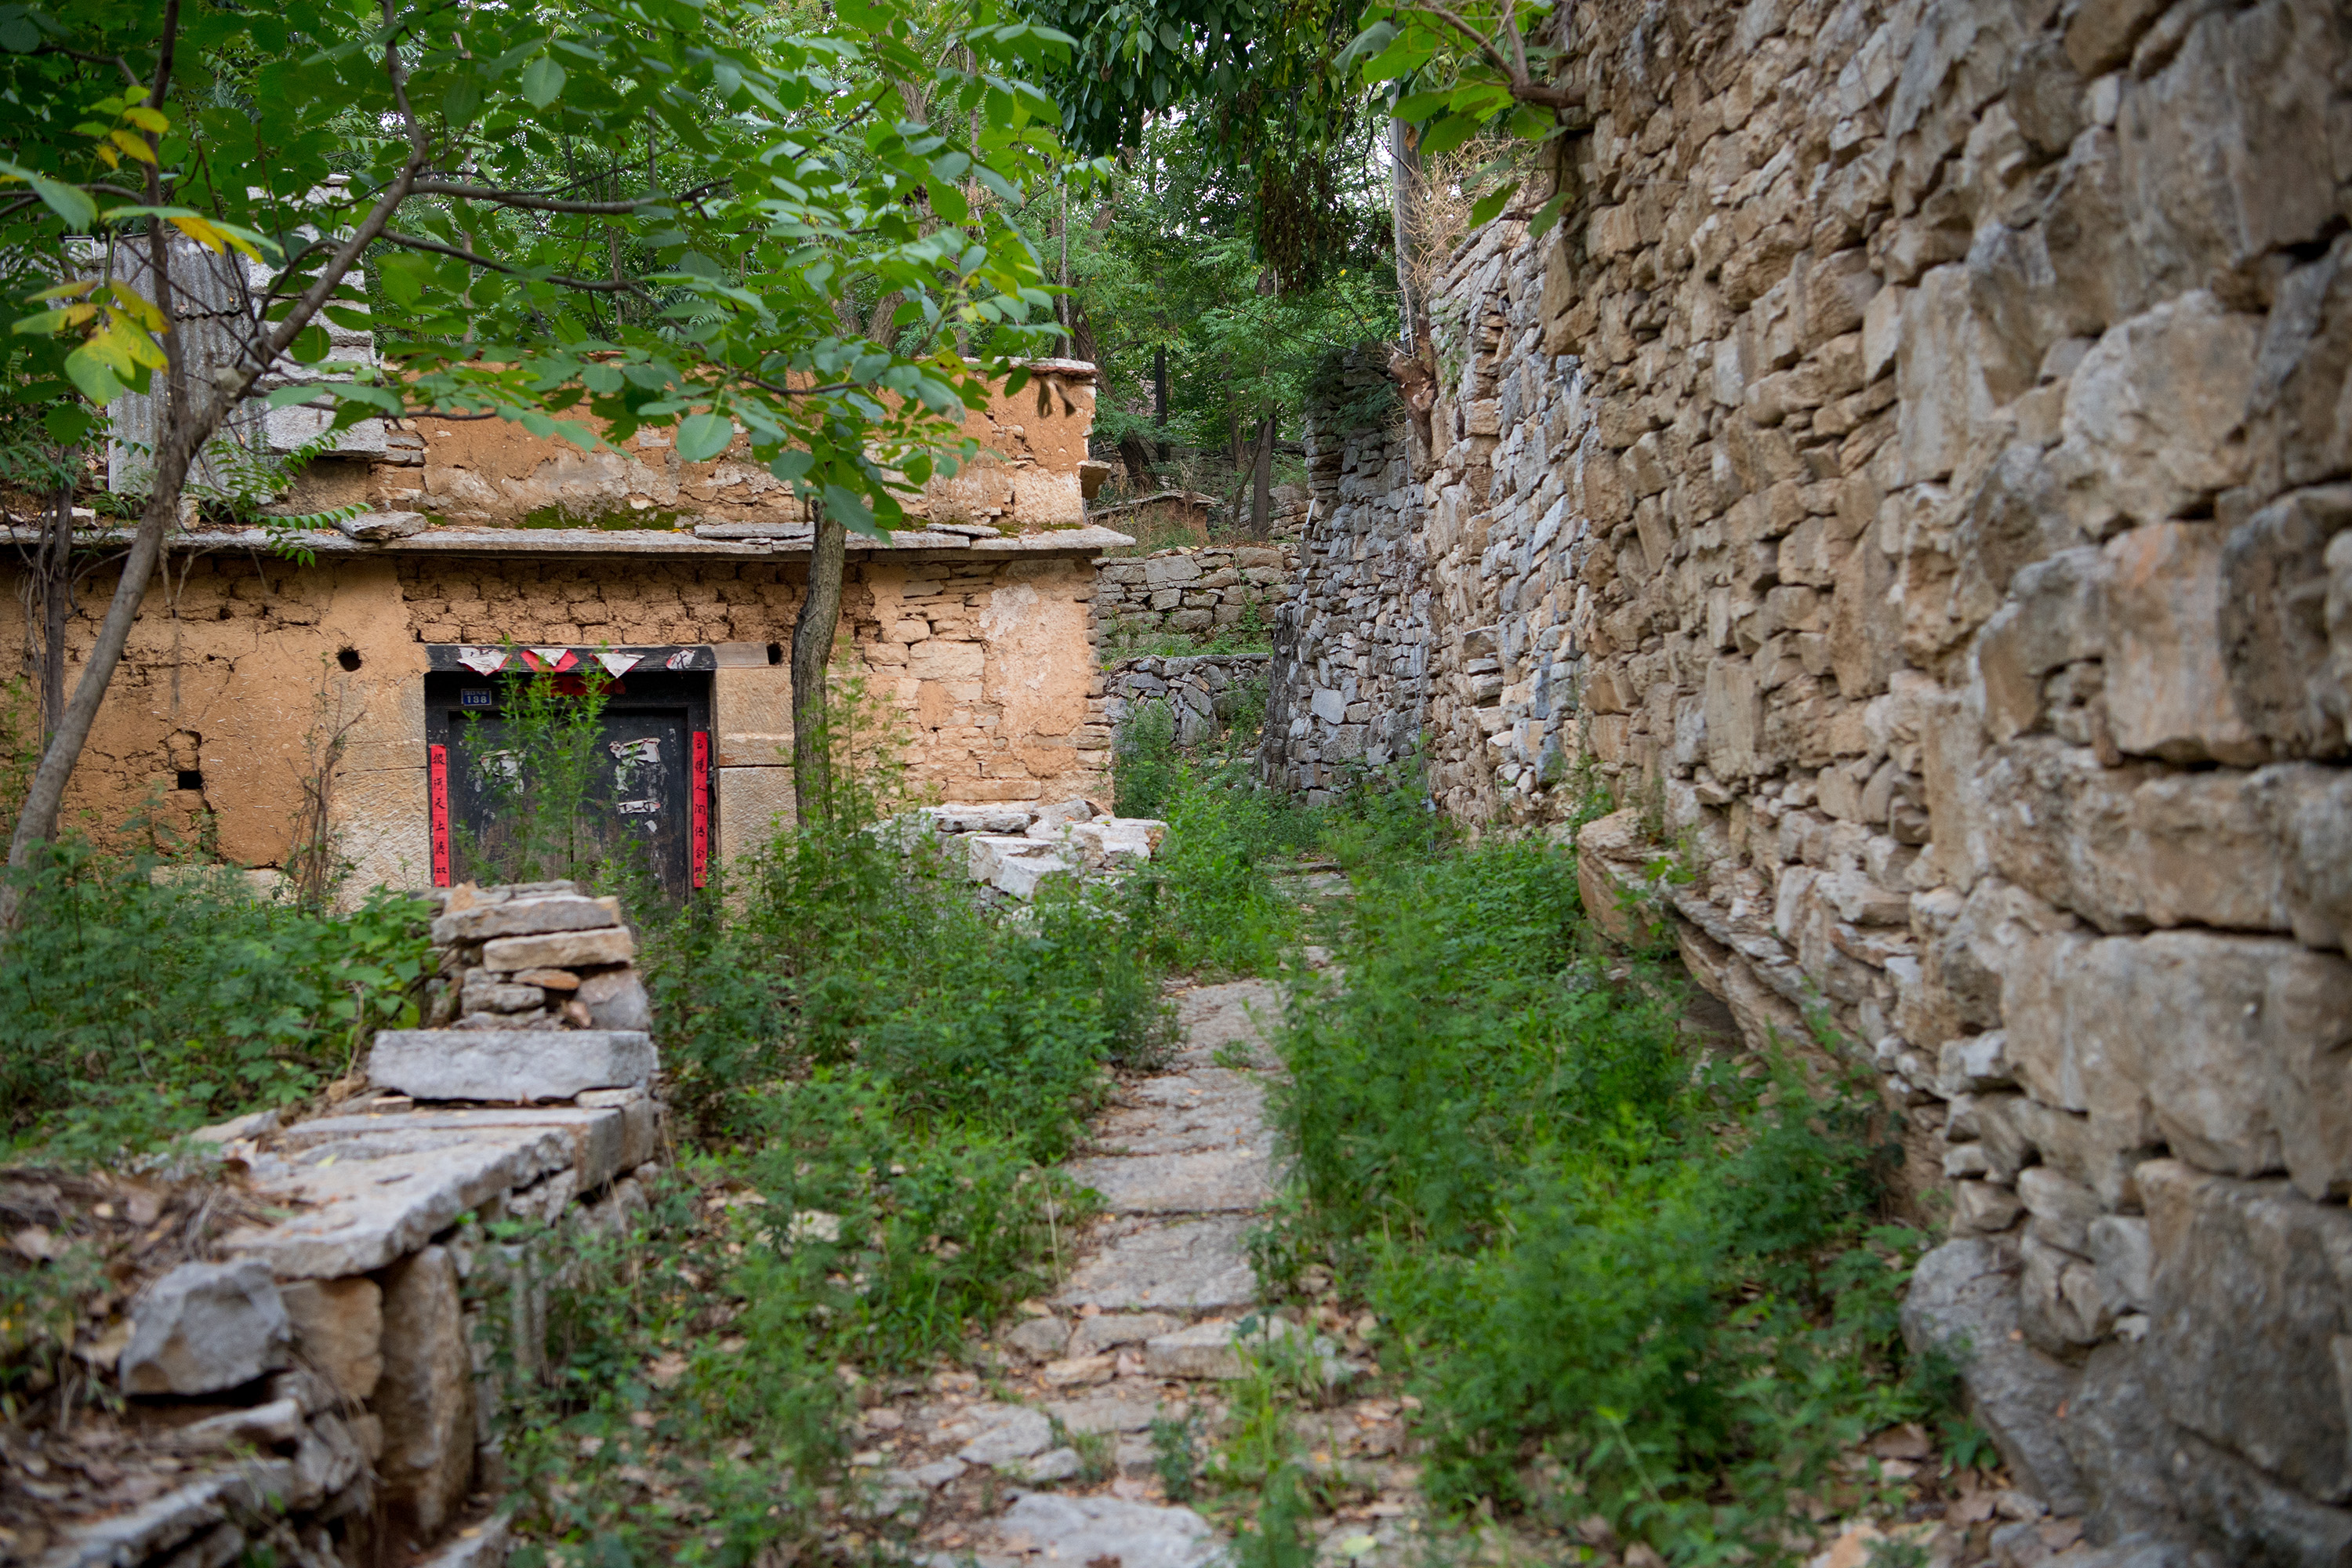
left=1091, top=546, right=1296, bottom=645
left=34, top=884, right=666, bottom=1568
left=1266, top=0, right=2352, bottom=1559
left=1104, top=655, right=1273, bottom=748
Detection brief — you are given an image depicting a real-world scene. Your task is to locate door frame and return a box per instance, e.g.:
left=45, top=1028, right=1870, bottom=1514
left=421, top=644, right=713, bottom=891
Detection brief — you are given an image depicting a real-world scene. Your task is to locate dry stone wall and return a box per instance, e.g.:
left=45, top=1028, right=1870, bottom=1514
left=1259, top=371, right=1431, bottom=801
left=1104, top=655, right=1273, bottom=748
left=1091, top=546, right=1297, bottom=645
left=1268, top=0, right=2352, bottom=1559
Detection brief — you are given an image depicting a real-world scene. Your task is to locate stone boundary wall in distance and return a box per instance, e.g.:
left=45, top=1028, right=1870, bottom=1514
left=1103, top=654, right=1275, bottom=749
left=1263, top=0, right=2352, bottom=1560
left=1258, top=356, right=1430, bottom=804
left=1091, top=546, right=1298, bottom=645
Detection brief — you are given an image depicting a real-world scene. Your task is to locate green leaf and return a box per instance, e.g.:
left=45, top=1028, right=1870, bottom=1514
left=43, top=405, right=91, bottom=445
left=63, top=344, right=125, bottom=405
left=0, top=159, right=95, bottom=230
left=1468, top=180, right=1519, bottom=228
left=675, top=412, right=733, bottom=462
left=521, top=56, right=567, bottom=109
left=1417, top=113, right=1480, bottom=158
left=289, top=324, right=332, bottom=365
left=444, top=74, right=483, bottom=125
left=768, top=449, right=814, bottom=484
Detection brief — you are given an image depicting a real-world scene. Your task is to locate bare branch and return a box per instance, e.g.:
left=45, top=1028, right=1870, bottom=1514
left=409, top=180, right=671, bottom=215
left=377, top=228, right=650, bottom=293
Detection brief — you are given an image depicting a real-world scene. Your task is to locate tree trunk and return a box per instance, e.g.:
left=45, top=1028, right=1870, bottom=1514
left=790, top=501, right=847, bottom=824
left=1249, top=412, right=1274, bottom=539
left=1115, top=434, right=1156, bottom=488
left=1389, top=114, right=1423, bottom=345
left=38, top=481, right=71, bottom=741
left=1152, top=345, right=1169, bottom=460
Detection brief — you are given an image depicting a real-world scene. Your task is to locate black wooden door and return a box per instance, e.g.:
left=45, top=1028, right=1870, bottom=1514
left=424, top=660, right=710, bottom=900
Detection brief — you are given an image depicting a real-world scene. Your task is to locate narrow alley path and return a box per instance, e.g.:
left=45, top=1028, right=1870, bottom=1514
left=839, top=975, right=1421, bottom=1568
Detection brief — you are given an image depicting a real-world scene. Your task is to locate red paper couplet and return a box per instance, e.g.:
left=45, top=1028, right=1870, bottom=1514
left=691, top=731, right=710, bottom=888
left=428, top=743, right=452, bottom=887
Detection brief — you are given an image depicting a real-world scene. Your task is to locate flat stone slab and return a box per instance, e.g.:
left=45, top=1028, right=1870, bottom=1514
left=1069, top=1311, right=1184, bottom=1357
left=950, top=1493, right=1223, bottom=1568
left=278, top=1103, right=634, bottom=1189
left=947, top=1404, right=1054, bottom=1467
left=481, top=927, right=635, bottom=969
left=1044, top=1388, right=1176, bottom=1433
left=1171, top=980, right=1282, bottom=1066
left=222, top=1125, right=573, bottom=1278
left=1054, top=1217, right=1258, bottom=1312
left=369, top=1029, right=655, bottom=1102
left=1143, top=1315, right=1338, bottom=1381
left=1094, top=1071, right=1269, bottom=1156
left=1067, top=1146, right=1273, bottom=1214
left=430, top=892, right=620, bottom=945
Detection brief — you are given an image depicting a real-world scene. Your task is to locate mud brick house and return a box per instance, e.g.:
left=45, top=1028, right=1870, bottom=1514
left=1, top=360, right=1125, bottom=899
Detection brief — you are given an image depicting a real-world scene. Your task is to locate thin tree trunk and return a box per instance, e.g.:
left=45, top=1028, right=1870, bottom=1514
left=38, top=481, right=71, bottom=740
left=790, top=502, right=846, bottom=824
left=1249, top=412, right=1273, bottom=539
left=1389, top=114, right=1421, bottom=344
left=1152, top=346, right=1169, bottom=460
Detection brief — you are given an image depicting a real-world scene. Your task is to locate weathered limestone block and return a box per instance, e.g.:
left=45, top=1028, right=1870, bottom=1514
left=2103, top=521, right=2263, bottom=764
left=2052, top=293, right=2261, bottom=537
left=376, top=1246, right=477, bottom=1541
left=2220, top=485, right=2352, bottom=758
left=279, top=1276, right=384, bottom=1402
left=2141, top=1160, right=2352, bottom=1504
left=121, top=1258, right=292, bottom=1396
left=370, top=1029, right=656, bottom=1102
left=479, top=926, right=636, bottom=970
left=430, top=892, right=619, bottom=946
left=1998, top=927, right=2352, bottom=1194
left=577, top=968, right=652, bottom=1033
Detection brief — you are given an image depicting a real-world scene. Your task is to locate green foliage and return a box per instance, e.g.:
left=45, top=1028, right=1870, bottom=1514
left=1112, top=696, right=1181, bottom=818
left=1266, top=837, right=1936, bottom=1561
left=0, top=0, right=1077, bottom=539
left=0, top=843, right=430, bottom=1163
left=454, top=663, right=635, bottom=890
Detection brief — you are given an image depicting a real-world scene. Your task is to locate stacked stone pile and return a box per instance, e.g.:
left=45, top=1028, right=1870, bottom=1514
left=1104, top=655, right=1271, bottom=747
left=1260, top=0, right=2352, bottom=1560
left=34, top=884, right=665, bottom=1568
left=1092, top=545, right=1296, bottom=643
left=913, top=797, right=1167, bottom=900
left=421, top=881, right=653, bottom=1035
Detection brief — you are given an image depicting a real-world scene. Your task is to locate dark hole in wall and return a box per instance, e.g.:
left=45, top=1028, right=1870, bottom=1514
left=338, top=648, right=362, bottom=671
left=176, top=770, right=204, bottom=792
left=767, top=642, right=784, bottom=665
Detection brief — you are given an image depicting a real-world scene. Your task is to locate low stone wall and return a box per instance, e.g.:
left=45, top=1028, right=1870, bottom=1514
left=31, top=884, right=665, bottom=1568
left=1104, top=655, right=1272, bottom=748
left=1091, top=546, right=1295, bottom=644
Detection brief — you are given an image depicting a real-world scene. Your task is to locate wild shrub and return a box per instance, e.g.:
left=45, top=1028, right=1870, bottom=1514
left=1113, top=696, right=1181, bottom=818
left=0, top=842, right=430, bottom=1162
left=1267, top=836, right=1930, bottom=1560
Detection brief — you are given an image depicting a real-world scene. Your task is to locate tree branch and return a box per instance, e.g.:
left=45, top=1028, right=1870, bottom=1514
left=409, top=180, right=674, bottom=215
left=1396, top=2, right=1582, bottom=111
left=378, top=228, right=651, bottom=293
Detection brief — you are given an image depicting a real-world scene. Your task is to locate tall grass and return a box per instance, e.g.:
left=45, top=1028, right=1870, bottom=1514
left=1264, top=838, right=1940, bottom=1561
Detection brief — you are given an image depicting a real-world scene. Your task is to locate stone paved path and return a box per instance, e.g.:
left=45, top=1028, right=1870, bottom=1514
left=847, top=976, right=1420, bottom=1568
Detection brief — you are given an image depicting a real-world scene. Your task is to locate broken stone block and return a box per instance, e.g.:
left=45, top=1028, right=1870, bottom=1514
left=1065, top=1147, right=1274, bottom=1214
left=1069, top=1310, right=1182, bottom=1358
left=964, top=833, right=1075, bottom=898
left=1011, top=1446, right=1083, bottom=1483
left=122, top=1258, right=292, bottom=1396
left=279, top=1276, right=384, bottom=1402
left=969, top=1490, right=1222, bottom=1568
left=1142, top=1316, right=1338, bottom=1381
left=576, top=967, right=652, bottom=1032
left=335, top=510, right=427, bottom=542
left=1025, top=796, right=1097, bottom=837
left=368, top=1028, right=656, bottom=1102
left=480, top=926, right=635, bottom=971
left=1901, top=1239, right=2085, bottom=1514
left=1054, top=1220, right=1259, bottom=1315
left=376, top=1245, right=477, bottom=1541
